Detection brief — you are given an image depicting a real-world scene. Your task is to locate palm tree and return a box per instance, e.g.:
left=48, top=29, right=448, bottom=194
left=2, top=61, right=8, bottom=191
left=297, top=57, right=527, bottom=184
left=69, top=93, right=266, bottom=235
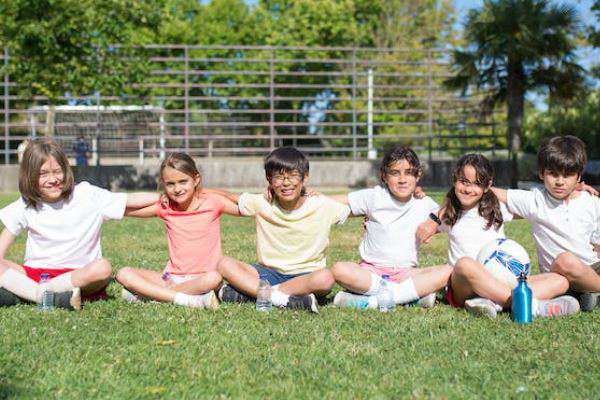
left=445, top=0, right=585, bottom=187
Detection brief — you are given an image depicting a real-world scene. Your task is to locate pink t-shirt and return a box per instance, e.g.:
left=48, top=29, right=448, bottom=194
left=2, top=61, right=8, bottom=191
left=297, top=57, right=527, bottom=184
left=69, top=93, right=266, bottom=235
left=156, top=193, right=225, bottom=275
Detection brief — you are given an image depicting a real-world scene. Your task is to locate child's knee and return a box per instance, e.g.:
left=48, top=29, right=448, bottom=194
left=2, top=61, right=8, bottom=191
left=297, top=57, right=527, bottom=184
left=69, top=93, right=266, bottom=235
left=331, top=262, right=348, bottom=280
left=552, top=252, right=583, bottom=278
left=216, top=256, right=234, bottom=275
left=312, top=269, right=335, bottom=291
left=92, top=259, right=112, bottom=281
left=453, top=257, right=478, bottom=279
left=115, top=266, right=133, bottom=283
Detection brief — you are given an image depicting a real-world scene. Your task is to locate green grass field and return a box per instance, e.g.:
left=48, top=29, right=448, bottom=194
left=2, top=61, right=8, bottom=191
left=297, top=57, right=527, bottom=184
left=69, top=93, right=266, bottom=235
left=0, top=191, right=599, bottom=399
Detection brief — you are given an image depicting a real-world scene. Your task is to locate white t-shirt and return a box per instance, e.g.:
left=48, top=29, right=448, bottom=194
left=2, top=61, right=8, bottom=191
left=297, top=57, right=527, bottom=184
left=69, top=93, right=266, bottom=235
left=441, top=203, right=513, bottom=266
left=507, top=188, right=600, bottom=272
left=347, top=186, right=439, bottom=267
left=0, top=181, right=127, bottom=270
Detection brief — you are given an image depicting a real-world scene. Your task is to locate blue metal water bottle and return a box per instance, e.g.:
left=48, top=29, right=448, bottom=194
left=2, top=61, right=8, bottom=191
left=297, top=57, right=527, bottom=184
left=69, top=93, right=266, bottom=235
left=512, top=271, right=532, bottom=324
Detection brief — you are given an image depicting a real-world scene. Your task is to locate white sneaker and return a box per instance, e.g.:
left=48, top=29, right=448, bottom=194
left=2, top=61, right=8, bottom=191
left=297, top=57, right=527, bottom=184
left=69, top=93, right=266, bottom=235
left=121, top=288, right=146, bottom=303
left=536, top=295, right=580, bottom=317
left=417, top=293, right=436, bottom=308
left=333, top=291, right=376, bottom=309
left=464, top=297, right=502, bottom=318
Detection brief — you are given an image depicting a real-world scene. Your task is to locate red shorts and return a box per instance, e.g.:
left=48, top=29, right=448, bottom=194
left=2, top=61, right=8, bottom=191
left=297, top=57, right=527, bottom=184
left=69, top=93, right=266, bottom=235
left=22, top=266, right=108, bottom=302
left=446, top=284, right=460, bottom=308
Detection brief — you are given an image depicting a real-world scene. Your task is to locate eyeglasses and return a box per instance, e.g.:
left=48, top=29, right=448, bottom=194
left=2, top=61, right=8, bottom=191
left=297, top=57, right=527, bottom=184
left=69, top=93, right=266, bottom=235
left=271, top=173, right=303, bottom=185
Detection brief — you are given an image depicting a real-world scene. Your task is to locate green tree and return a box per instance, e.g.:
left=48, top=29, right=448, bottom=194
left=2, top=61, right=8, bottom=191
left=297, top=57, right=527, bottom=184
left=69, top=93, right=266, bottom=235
left=0, top=0, right=163, bottom=100
left=444, top=0, right=585, bottom=187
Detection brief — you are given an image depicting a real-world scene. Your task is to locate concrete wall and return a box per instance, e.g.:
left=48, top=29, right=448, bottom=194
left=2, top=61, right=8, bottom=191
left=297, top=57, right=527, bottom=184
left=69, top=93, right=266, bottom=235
left=1, top=158, right=598, bottom=192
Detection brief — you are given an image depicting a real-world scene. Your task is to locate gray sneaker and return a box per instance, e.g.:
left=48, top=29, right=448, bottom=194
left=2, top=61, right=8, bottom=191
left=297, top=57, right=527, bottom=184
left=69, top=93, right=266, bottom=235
left=333, top=291, right=376, bottom=309
left=0, top=287, right=21, bottom=306
left=218, top=284, right=253, bottom=303
left=537, top=295, right=580, bottom=317
left=286, top=294, right=319, bottom=313
left=579, top=292, right=600, bottom=312
left=54, top=288, right=82, bottom=311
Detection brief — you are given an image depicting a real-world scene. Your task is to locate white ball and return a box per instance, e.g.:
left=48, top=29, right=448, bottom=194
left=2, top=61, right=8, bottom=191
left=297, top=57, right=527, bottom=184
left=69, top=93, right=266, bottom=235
left=476, top=238, right=531, bottom=288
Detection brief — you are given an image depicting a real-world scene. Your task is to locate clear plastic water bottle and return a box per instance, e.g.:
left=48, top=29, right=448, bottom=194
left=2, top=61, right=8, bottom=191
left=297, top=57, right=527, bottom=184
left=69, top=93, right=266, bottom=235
left=377, top=275, right=394, bottom=312
left=162, top=272, right=174, bottom=289
left=38, top=273, right=54, bottom=311
left=256, top=279, right=272, bottom=312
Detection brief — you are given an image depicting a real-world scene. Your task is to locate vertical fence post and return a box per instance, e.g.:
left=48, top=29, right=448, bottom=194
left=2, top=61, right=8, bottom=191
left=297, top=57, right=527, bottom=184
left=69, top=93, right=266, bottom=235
left=351, top=49, right=357, bottom=160
left=184, top=45, right=190, bottom=153
left=3, top=47, right=9, bottom=165
left=269, top=49, right=275, bottom=150
left=427, top=49, right=433, bottom=164
left=95, top=91, right=101, bottom=166
left=159, top=111, right=166, bottom=160
left=367, top=68, right=376, bottom=160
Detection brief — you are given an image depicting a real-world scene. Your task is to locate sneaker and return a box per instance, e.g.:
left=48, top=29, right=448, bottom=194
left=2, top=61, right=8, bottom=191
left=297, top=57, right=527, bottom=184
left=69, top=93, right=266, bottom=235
left=218, top=284, right=253, bottom=303
left=333, top=291, right=376, bottom=309
left=579, top=292, right=600, bottom=312
left=537, top=295, right=580, bottom=317
left=200, top=291, right=220, bottom=310
left=121, top=288, right=146, bottom=303
left=0, top=287, right=21, bottom=306
left=54, top=288, right=82, bottom=311
left=464, top=297, right=500, bottom=318
left=416, top=293, right=436, bottom=309
left=286, top=294, right=319, bottom=313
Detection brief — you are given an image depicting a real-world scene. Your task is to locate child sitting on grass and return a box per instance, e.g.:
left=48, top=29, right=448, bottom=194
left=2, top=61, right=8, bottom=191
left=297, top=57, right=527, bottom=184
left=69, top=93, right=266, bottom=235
left=216, top=146, right=350, bottom=312
left=420, top=153, right=579, bottom=318
left=0, top=138, right=157, bottom=310
left=117, top=152, right=240, bottom=309
left=492, top=136, right=600, bottom=311
left=328, top=146, right=452, bottom=309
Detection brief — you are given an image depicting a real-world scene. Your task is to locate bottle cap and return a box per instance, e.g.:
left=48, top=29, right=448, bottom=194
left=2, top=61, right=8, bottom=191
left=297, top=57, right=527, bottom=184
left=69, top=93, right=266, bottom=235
left=519, top=271, right=527, bottom=280
left=381, top=274, right=390, bottom=281
left=162, top=272, right=170, bottom=280
left=40, top=273, right=50, bottom=280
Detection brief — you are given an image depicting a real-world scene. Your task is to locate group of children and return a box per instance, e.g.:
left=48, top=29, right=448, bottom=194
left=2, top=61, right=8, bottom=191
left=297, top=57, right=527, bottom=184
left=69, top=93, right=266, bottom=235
left=0, top=135, right=598, bottom=319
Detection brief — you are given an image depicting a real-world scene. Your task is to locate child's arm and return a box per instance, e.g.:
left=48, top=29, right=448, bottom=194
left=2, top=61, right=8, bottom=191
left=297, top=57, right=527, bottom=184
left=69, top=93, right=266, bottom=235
left=203, top=188, right=240, bottom=204
left=221, top=195, right=241, bottom=216
left=0, top=228, right=21, bottom=270
left=125, top=204, right=159, bottom=218
left=126, top=192, right=160, bottom=210
left=417, top=207, right=445, bottom=244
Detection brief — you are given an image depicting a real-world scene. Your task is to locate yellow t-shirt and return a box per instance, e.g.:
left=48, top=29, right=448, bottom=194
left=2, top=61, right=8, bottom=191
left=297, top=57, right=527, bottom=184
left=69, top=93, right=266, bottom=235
left=238, top=193, right=350, bottom=274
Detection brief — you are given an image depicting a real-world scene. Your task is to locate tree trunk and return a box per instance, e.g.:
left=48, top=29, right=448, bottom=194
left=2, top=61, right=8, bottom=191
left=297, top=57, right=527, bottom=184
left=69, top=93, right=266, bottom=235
left=506, top=59, right=525, bottom=188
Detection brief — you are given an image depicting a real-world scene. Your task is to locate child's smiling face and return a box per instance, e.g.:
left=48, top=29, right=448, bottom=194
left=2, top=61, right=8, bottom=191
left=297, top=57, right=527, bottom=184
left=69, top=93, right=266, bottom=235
left=382, top=159, right=420, bottom=202
left=269, top=169, right=307, bottom=206
left=454, top=165, right=489, bottom=210
left=161, top=166, right=200, bottom=207
left=38, top=156, right=65, bottom=203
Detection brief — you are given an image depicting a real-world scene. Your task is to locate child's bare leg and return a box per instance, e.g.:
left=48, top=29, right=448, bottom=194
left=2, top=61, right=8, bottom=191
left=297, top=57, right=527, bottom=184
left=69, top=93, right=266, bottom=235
left=331, top=261, right=373, bottom=293
left=450, top=257, right=512, bottom=308
left=0, top=261, right=40, bottom=302
left=217, top=256, right=260, bottom=297
left=67, top=258, right=112, bottom=295
left=116, top=268, right=176, bottom=302
left=406, top=264, right=452, bottom=296
left=528, top=273, right=569, bottom=299
left=551, top=252, right=600, bottom=292
left=173, top=271, right=222, bottom=295
left=277, top=269, right=335, bottom=297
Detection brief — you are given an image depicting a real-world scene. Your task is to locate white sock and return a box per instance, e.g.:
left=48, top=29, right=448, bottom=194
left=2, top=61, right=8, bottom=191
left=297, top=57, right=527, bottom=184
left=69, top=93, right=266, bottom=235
left=363, top=273, right=383, bottom=295
left=49, top=272, right=74, bottom=292
left=0, top=269, right=41, bottom=302
left=532, top=298, right=540, bottom=316
left=270, top=285, right=290, bottom=307
left=173, top=292, right=209, bottom=308
left=390, top=278, right=419, bottom=305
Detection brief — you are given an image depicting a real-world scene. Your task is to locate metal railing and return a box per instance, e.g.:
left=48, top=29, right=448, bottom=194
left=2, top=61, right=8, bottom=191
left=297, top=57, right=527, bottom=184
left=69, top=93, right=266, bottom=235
left=0, top=45, right=503, bottom=164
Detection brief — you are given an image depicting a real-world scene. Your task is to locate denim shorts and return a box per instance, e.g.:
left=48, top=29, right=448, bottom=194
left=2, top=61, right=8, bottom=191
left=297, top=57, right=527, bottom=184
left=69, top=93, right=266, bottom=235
left=252, top=263, right=308, bottom=286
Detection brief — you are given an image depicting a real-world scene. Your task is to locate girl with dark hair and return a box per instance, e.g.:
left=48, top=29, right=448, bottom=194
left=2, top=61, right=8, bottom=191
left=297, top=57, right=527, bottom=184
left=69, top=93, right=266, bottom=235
left=427, top=154, right=578, bottom=318
left=117, top=152, right=240, bottom=308
left=328, top=145, right=452, bottom=309
left=0, top=138, right=158, bottom=309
